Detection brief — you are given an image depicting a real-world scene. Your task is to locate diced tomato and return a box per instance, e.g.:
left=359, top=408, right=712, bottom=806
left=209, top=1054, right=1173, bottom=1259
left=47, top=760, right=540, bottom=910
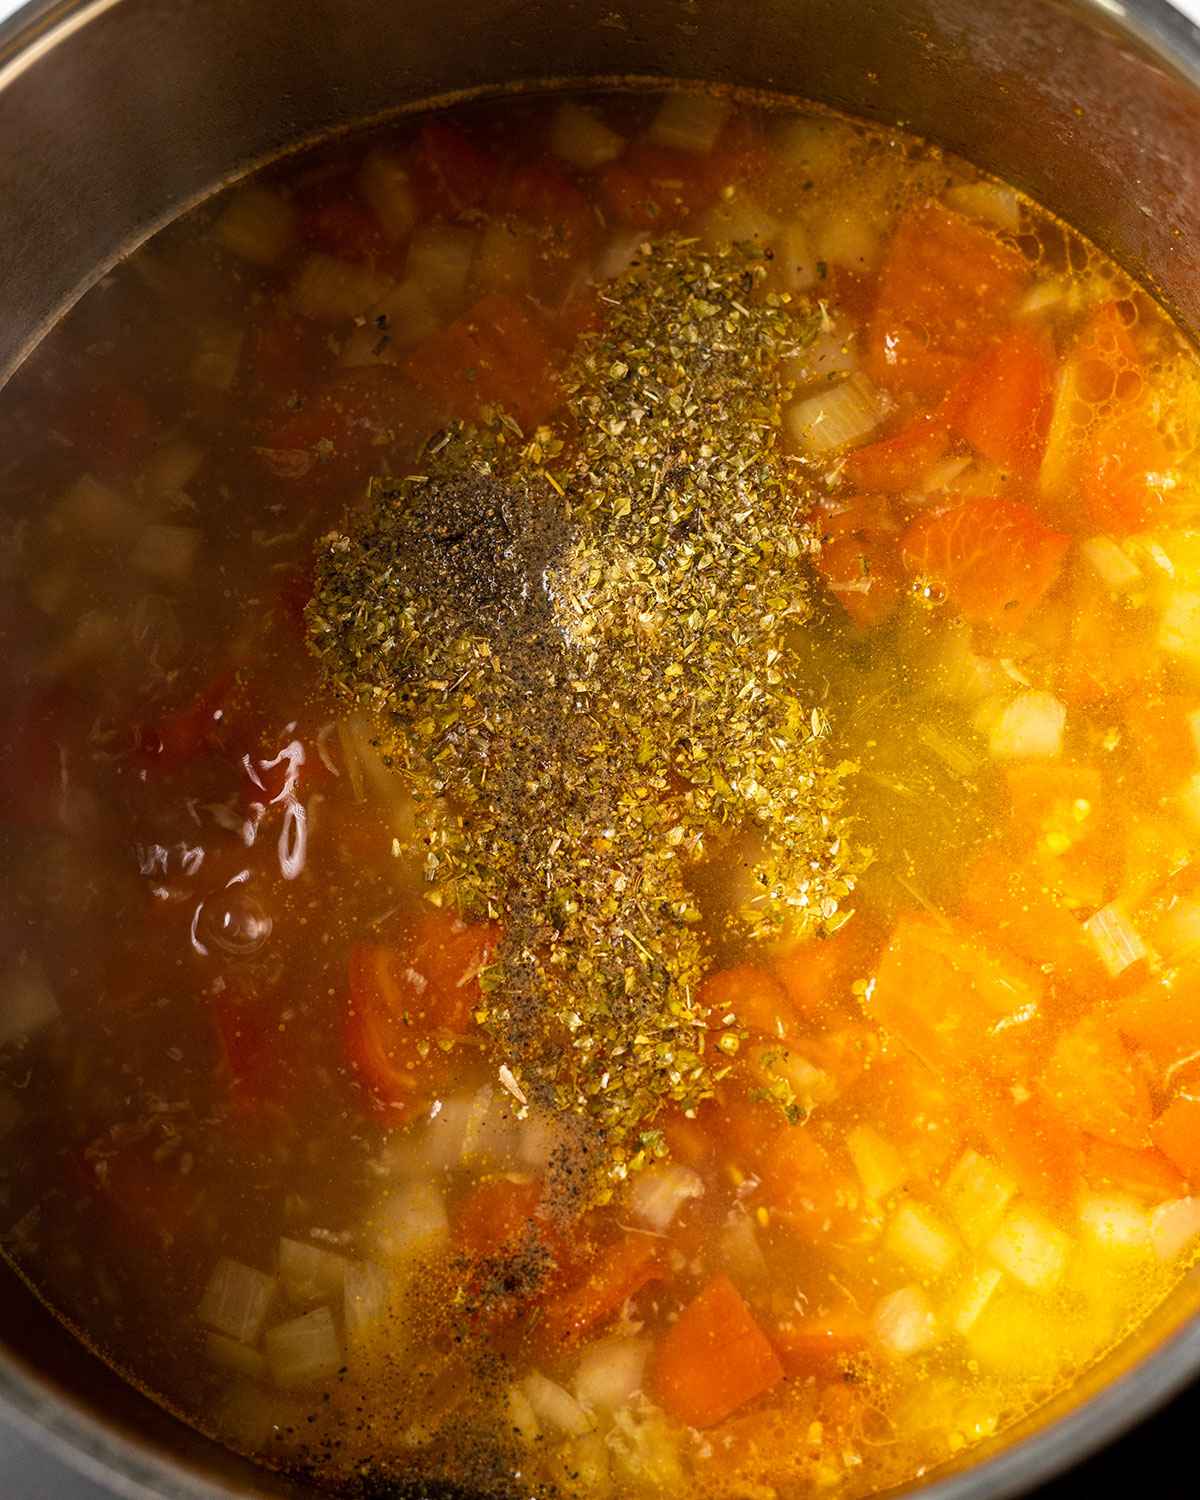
left=1113, top=973, right=1200, bottom=1079
left=652, top=1275, right=783, bottom=1430
left=1079, top=399, right=1175, bottom=533
left=970, top=1081, right=1082, bottom=1210
left=773, top=1308, right=867, bottom=1374
left=1039, top=1015, right=1151, bottom=1149
left=769, top=912, right=882, bottom=1022
left=345, top=913, right=499, bottom=1116
left=1083, top=1137, right=1187, bottom=1202
left=455, top=1176, right=544, bottom=1259
left=597, top=144, right=722, bottom=229
left=759, top=1124, right=863, bottom=1237
left=813, top=493, right=905, bottom=631
left=870, top=913, right=1044, bottom=1078
left=1151, top=1096, right=1200, bottom=1184
left=900, top=497, right=1070, bottom=632
left=951, top=327, right=1055, bottom=476
left=867, top=202, right=1030, bottom=399
left=701, top=964, right=795, bottom=1039
left=402, top=292, right=561, bottom=430
left=494, top=161, right=595, bottom=260
left=959, top=843, right=1107, bottom=996
left=413, top=120, right=496, bottom=216
left=134, top=670, right=237, bottom=770
left=257, top=367, right=417, bottom=489
left=302, top=194, right=389, bottom=263
left=538, top=1232, right=662, bottom=1347
left=842, top=414, right=952, bottom=493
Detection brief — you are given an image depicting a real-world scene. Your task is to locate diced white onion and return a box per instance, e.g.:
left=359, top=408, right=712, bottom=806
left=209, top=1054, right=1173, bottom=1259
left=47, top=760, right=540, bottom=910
left=405, top=225, right=478, bottom=315
left=215, top=186, right=298, bottom=267
left=646, top=92, right=730, bottom=155
left=917, top=455, right=973, bottom=496
left=884, top=1201, right=962, bottom=1279
left=1080, top=535, right=1142, bottom=593
left=1078, top=1192, right=1152, bottom=1254
left=573, top=1335, right=650, bottom=1413
left=291, top=253, right=393, bottom=323
left=279, top=1237, right=350, bottom=1305
left=131, top=524, right=200, bottom=585
left=1159, top=588, right=1200, bottom=668
left=50, top=474, right=138, bottom=545
left=197, top=1257, right=277, bottom=1344
left=943, top=1149, right=1017, bottom=1249
left=263, top=1306, right=342, bottom=1390
left=550, top=102, right=625, bottom=170
left=814, top=207, right=880, bottom=272
left=871, top=1284, right=939, bottom=1357
left=703, top=192, right=778, bottom=250
left=944, top=181, right=1021, bottom=234
left=1084, top=901, right=1147, bottom=978
left=945, top=1264, right=1003, bottom=1335
left=1149, top=1197, right=1200, bottom=1261
left=344, top=1259, right=390, bottom=1345
left=786, top=371, right=884, bottom=455
left=846, top=1125, right=908, bottom=1203
left=627, top=1162, right=704, bottom=1233
left=205, top=1332, right=267, bottom=1380
left=191, top=325, right=244, bottom=392
left=783, top=322, right=859, bottom=390
left=367, top=1180, right=449, bottom=1263
left=985, top=1204, right=1072, bottom=1292
left=0, top=961, right=59, bottom=1050
left=358, top=148, right=419, bottom=243
left=521, top=1370, right=594, bottom=1437
left=506, top=1384, right=541, bottom=1443
left=987, top=690, right=1066, bottom=760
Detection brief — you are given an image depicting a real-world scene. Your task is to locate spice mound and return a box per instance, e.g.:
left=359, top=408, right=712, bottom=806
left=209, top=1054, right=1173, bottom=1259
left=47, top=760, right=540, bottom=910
left=307, top=237, right=862, bottom=1186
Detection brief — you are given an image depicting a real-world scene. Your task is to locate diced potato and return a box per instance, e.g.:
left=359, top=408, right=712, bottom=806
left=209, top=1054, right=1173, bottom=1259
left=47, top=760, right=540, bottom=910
left=131, top=523, right=201, bottom=584
left=987, top=690, right=1066, bottom=760
left=278, top=1237, right=350, bottom=1305
left=358, top=148, right=419, bottom=243
left=1149, top=1197, right=1200, bottom=1261
left=1078, top=1192, right=1152, bottom=1254
left=460, top=1084, right=520, bottom=1167
left=985, top=1204, right=1072, bottom=1292
left=945, top=1264, right=1004, bottom=1335
left=943, top=1149, right=1017, bottom=1248
left=197, top=1258, right=277, bottom=1344
left=216, top=185, right=297, bottom=266
left=344, top=1259, right=390, bottom=1346
left=264, top=1306, right=342, bottom=1389
left=367, top=1180, right=449, bottom=1262
left=884, top=1201, right=961, bottom=1279
left=646, top=92, right=731, bottom=155
left=291, top=253, right=393, bottom=323
left=715, top=1210, right=769, bottom=1286
left=769, top=219, right=818, bottom=294
left=550, top=101, right=625, bottom=170
left=813, top=207, right=880, bottom=273
left=786, top=371, right=885, bottom=455
left=405, top=225, right=477, bottom=315
left=140, top=438, right=205, bottom=503
left=702, top=191, right=778, bottom=250
left=772, top=117, right=856, bottom=180
left=473, top=220, right=536, bottom=294
left=846, top=1125, right=908, bottom=1203
left=965, top=1289, right=1065, bottom=1375
left=205, top=1332, right=267, bottom=1380
left=573, top=1335, right=650, bottom=1413
left=1080, top=536, right=1142, bottom=593
left=944, top=181, right=1021, bottom=234
left=49, top=474, right=139, bottom=545
left=871, top=1284, right=939, bottom=1357
left=521, top=1370, right=594, bottom=1437
left=1158, top=588, right=1200, bottom=668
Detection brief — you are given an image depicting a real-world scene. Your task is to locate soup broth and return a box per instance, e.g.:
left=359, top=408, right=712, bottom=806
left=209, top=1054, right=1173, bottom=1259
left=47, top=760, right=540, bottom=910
left=1, top=87, right=1200, bottom=1500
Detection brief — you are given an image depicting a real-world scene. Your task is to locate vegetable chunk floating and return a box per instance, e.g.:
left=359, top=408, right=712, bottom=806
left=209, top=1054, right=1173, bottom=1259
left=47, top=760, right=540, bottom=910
left=652, top=1274, right=784, bottom=1428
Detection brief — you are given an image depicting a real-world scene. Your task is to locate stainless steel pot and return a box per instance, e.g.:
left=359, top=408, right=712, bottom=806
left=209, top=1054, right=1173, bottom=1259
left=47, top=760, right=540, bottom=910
left=1, top=0, right=1200, bottom=1495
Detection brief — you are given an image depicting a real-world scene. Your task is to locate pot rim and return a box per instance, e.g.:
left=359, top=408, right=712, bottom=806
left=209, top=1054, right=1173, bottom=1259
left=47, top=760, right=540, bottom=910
left=1, top=0, right=1200, bottom=1497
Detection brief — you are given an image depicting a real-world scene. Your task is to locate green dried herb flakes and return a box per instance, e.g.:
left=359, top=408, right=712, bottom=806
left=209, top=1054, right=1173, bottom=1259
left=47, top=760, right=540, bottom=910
left=308, top=238, right=864, bottom=1189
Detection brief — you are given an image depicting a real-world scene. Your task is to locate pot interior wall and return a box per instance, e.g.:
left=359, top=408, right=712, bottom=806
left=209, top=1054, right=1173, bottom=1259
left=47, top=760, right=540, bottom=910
left=1, top=0, right=1200, bottom=1496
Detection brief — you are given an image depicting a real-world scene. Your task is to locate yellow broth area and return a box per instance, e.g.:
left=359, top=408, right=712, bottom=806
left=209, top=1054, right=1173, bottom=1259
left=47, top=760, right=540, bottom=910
left=0, top=87, right=1198, bottom=1500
